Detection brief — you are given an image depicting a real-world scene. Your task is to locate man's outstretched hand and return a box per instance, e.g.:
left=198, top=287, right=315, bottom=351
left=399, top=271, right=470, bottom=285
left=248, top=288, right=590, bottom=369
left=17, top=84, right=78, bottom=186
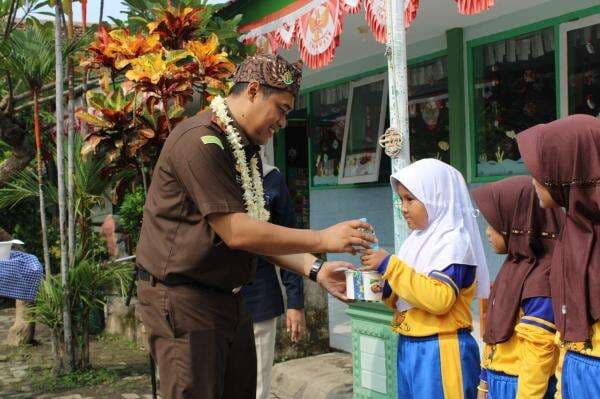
left=316, top=261, right=356, bottom=302
left=318, top=219, right=376, bottom=255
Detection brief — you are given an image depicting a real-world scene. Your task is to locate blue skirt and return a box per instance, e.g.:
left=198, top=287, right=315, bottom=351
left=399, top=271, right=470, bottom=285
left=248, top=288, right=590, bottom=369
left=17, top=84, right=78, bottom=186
left=562, top=351, right=600, bottom=398
left=397, top=330, right=480, bottom=399
left=487, top=370, right=556, bottom=399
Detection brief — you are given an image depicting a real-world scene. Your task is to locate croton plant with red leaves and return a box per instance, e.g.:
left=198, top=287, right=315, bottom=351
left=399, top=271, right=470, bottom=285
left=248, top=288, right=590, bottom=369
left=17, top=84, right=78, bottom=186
left=78, top=1, right=254, bottom=197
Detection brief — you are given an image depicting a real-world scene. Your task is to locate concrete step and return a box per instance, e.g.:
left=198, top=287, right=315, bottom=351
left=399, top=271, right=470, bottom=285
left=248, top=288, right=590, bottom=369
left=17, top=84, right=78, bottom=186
left=270, top=352, right=353, bottom=399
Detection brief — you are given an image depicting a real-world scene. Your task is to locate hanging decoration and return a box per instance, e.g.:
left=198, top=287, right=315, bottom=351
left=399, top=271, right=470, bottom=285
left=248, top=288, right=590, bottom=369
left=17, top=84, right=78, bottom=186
left=364, top=0, right=387, bottom=43
left=275, top=22, right=297, bottom=49
left=379, top=127, right=404, bottom=158
left=456, top=0, right=495, bottom=16
left=239, top=0, right=494, bottom=69
left=365, top=0, right=420, bottom=44
left=297, top=0, right=343, bottom=69
left=342, top=0, right=362, bottom=14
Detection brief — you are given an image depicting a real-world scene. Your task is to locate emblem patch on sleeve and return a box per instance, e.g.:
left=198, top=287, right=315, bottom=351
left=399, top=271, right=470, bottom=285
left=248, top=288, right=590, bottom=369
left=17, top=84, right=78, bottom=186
left=201, top=135, right=224, bottom=150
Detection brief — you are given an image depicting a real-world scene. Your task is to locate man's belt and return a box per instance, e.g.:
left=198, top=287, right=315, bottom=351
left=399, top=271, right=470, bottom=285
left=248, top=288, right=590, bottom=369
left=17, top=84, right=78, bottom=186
left=137, top=267, right=241, bottom=294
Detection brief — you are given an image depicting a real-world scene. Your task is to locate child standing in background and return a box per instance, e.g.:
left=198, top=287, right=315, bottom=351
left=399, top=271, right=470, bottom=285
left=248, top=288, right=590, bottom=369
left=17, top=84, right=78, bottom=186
left=516, top=114, right=600, bottom=398
left=361, top=158, right=490, bottom=399
left=472, top=176, right=563, bottom=399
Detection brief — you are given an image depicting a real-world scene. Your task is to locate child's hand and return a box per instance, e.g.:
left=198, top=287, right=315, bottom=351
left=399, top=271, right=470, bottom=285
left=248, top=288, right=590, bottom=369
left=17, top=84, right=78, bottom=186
left=360, top=248, right=389, bottom=271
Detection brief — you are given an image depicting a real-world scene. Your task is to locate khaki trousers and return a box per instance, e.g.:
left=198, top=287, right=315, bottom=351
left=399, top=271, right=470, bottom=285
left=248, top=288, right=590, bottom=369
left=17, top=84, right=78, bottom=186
left=137, top=280, right=257, bottom=399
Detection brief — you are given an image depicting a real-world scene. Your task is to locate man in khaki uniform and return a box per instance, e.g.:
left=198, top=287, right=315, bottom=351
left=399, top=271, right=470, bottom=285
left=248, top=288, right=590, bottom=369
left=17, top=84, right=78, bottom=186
left=136, top=54, right=374, bottom=399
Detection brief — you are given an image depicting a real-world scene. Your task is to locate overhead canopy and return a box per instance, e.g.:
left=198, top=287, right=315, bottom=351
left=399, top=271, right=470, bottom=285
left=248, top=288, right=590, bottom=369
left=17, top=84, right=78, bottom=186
left=227, top=0, right=496, bottom=68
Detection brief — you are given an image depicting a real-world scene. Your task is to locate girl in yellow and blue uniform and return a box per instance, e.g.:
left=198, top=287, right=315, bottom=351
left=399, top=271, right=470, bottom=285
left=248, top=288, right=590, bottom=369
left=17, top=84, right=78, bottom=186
left=516, top=115, right=600, bottom=399
left=472, top=176, right=564, bottom=399
left=362, top=159, right=490, bottom=399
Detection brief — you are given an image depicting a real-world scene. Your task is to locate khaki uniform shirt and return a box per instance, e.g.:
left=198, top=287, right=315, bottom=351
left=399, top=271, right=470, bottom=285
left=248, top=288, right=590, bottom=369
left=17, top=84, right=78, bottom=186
left=136, top=109, right=259, bottom=291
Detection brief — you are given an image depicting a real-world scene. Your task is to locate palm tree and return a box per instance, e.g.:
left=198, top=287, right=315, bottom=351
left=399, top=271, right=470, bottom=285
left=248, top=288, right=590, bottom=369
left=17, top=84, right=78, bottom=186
left=0, top=135, right=113, bottom=247
left=1, top=4, right=92, bottom=372
left=53, top=0, right=76, bottom=372
left=64, top=0, right=76, bottom=269
left=0, top=134, right=117, bottom=370
left=0, top=21, right=57, bottom=278
left=75, top=0, right=90, bottom=270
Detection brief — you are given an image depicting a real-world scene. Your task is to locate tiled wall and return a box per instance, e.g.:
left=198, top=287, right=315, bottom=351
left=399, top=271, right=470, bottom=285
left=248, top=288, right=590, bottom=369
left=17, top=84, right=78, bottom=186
left=359, top=335, right=388, bottom=393
left=311, top=185, right=505, bottom=352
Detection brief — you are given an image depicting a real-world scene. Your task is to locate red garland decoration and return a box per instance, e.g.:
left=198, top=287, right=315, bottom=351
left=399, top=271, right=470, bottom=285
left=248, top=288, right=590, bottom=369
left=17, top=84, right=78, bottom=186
left=456, top=0, right=494, bottom=15
left=364, top=0, right=386, bottom=44
left=298, top=0, right=344, bottom=69
left=241, top=0, right=495, bottom=70
left=365, top=0, right=419, bottom=44
left=406, top=0, right=420, bottom=26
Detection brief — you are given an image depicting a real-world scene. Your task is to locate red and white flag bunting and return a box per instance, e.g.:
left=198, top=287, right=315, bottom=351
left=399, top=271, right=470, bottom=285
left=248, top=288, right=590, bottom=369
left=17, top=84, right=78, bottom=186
left=239, top=0, right=494, bottom=69
left=342, top=0, right=362, bottom=14
left=297, top=0, right=344, bottom=69
left=275, top=21, right=297, bottom=49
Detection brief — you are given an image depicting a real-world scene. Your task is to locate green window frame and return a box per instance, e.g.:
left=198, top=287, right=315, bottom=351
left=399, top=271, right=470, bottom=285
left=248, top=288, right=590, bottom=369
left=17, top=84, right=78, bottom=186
left=304, top=51, right=448, bottom=190
left=466, top=5, right=600, bottom=183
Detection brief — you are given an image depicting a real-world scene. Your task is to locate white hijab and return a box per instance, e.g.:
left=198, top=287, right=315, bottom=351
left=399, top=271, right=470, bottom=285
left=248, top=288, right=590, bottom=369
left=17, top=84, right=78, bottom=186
left=390, top=159, right=490, bottom=312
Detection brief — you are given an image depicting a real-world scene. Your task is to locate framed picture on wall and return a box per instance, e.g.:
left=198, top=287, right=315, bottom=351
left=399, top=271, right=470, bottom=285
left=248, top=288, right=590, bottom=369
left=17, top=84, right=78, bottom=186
left=338, top=73, right=388, bottom=184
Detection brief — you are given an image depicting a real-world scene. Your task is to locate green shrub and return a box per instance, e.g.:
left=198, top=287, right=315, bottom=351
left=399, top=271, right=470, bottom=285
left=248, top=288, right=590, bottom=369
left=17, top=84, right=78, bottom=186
left=118, top=187, right=146, bottom=250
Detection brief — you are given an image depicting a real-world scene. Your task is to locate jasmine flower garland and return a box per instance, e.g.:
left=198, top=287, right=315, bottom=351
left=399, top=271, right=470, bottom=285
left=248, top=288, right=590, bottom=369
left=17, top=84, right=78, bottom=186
left=209, top=96, right=270, bottom=221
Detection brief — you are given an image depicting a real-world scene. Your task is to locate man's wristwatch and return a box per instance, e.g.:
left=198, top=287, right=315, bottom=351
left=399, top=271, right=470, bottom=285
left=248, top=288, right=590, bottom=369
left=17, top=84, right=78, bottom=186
left=309, top=259, right=325, bottom=282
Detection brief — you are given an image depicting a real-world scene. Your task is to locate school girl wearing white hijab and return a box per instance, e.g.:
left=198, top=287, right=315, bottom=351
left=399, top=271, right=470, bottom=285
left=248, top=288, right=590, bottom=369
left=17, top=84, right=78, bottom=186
left=361, top=159, right=490, bottom=399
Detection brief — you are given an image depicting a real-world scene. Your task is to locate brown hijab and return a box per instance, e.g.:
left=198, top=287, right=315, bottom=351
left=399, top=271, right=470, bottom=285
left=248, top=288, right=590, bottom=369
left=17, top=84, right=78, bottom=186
left=473, top=176, right=563, bottom=344
left=517, top=114, right=600, bottom=342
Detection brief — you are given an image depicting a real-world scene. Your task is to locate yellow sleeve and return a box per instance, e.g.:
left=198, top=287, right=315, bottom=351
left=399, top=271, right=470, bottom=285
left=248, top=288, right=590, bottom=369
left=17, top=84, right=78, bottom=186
left=382, top=255, right=456, bottom=315
left=514, top=317, right=559, bottom=399
left=553, top=343, right=566, bottom=399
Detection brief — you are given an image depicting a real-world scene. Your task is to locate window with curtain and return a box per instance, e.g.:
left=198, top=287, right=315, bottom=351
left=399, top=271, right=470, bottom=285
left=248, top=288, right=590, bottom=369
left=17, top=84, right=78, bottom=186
left=472, top=27, right=556, bottom=177
left=408, top=56, right=450, bottom=163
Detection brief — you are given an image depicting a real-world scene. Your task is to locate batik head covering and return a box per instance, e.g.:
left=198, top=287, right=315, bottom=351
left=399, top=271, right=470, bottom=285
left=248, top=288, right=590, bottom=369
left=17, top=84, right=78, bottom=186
left=233, top=54, right=303, bottom=95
